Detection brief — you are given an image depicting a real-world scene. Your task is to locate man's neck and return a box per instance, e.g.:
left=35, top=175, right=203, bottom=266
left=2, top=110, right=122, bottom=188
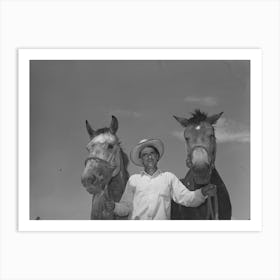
left=144, top=167, right=158, bottom=176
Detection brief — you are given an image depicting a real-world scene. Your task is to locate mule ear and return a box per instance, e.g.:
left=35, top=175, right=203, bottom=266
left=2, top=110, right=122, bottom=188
left=207, top=112, right=223, bottom=125
left=173, top=115, right=189, bottom=127
left=86, top=120, right=96, bottom=139
left=110, top=115, right=118, bottom=134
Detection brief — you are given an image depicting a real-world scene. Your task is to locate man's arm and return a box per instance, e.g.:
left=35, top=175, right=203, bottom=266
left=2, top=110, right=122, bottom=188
left=170, top=173, right=206, bottom=207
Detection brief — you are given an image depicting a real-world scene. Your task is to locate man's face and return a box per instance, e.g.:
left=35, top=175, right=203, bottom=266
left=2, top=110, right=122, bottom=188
left=140, top=146, right=159, bottom=169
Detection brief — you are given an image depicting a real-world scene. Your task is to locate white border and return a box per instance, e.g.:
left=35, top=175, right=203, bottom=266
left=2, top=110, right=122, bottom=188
left=18, top=48, right=262, bottom=232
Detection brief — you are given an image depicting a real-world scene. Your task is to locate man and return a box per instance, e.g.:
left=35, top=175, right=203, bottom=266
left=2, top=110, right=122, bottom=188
left=106, top=138, right=216, bottom=220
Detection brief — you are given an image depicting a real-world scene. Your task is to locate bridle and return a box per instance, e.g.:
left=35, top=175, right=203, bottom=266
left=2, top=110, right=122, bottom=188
left=84, top=142, right=122, bottom=178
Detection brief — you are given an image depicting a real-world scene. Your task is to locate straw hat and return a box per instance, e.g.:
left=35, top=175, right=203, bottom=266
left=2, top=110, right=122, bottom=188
left=130, top=139, right=164, bottom=166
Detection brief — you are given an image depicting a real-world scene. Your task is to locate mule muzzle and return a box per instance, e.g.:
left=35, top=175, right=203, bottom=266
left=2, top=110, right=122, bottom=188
left=81, top=157, right=115, bottom=194
left=188, top=146, right=214, bottom=185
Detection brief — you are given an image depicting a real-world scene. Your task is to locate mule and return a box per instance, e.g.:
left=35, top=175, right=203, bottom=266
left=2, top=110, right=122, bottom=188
left=81, top=116, right=129, bottom=219
left=171, top=110, right=232, bottom=220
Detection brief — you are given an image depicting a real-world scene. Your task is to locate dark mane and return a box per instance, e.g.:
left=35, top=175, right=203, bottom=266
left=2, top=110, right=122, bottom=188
left=109, top=147, right=130, bottom=197
left=119, top=148, right=130, bottom=182
left=188, top=109, right=208, bottom=125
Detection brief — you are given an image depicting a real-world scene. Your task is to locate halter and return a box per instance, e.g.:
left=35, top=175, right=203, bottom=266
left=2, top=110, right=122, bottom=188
left=84, top=142, right=122, bottom=178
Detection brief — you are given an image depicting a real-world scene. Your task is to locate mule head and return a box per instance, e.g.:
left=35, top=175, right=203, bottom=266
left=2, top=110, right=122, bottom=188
left=81, top=116, right=122, bottom=195
left=174, top=110, right=223, bottom=185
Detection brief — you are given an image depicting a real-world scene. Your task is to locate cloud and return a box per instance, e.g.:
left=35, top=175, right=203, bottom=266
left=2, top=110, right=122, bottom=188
left=215, top=118, right=250, bottom=143
left=110, top=109, right=142, bottom=118
left=171, top=117, right=250, bottom=144
left=184, top=96, right=218, bottom=107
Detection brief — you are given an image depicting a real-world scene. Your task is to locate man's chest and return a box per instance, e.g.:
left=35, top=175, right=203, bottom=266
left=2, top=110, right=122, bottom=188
left=134, top=176, right=170, bottom=197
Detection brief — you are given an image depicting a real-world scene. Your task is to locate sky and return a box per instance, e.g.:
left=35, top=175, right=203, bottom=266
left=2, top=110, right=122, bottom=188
left=30, top=60, right=250, bottom=220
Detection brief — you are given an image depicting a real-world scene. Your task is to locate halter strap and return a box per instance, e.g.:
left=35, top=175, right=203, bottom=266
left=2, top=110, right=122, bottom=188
left=206, top=192, right=219, bottom=220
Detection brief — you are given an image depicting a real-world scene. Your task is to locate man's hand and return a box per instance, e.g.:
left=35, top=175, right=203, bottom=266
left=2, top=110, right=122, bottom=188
left=201, top=184, right=217, bottom=197
left=104, top=200, right=115, bottom=212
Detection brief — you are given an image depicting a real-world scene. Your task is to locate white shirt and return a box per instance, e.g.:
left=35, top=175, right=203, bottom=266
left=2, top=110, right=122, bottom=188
left=114, top=169, right=206, bottom=220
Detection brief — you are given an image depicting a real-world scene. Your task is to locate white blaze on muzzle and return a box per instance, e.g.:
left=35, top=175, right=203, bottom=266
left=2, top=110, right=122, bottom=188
left=191, top=147, right=210, bottom=166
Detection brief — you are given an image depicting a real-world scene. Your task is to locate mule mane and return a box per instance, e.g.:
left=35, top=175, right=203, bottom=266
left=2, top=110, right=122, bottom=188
left=114, top=148, right=129, bottom=183
left=120, top=148, right=129, bottom=172
left=108, top=144, right=130, bottom=204
left=188, top=109, right=208, bottom=125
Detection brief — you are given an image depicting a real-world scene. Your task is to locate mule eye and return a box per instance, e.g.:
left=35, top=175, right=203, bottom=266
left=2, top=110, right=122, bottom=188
left=108, top=144, right=114, bottom=149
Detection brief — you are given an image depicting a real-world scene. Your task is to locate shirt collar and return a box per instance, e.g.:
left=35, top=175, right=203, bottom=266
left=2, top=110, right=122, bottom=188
left=141, top=169, right=162, bottom=178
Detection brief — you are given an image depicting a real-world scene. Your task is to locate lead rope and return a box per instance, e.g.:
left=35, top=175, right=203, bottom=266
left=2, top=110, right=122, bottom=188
left=101, top=185, right=114, bottom=219
left=206, top=189, right=219, bottom=220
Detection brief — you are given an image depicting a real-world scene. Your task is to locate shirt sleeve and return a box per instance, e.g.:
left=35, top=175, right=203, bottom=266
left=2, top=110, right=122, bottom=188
left=114, top=177, right=135, bottom=217
left=169, top=173, right=206, bottom=207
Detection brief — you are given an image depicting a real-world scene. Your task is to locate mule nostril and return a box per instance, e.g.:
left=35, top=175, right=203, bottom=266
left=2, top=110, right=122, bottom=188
left=81, top=174, right=98, bottom=187
left=89, top=175, right=97, bottom=185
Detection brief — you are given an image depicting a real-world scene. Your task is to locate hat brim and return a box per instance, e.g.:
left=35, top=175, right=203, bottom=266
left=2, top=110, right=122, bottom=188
left=130, top=139, right=164, bottom=167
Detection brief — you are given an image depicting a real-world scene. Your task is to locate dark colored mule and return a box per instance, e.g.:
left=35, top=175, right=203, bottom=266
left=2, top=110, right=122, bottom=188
left=171, top=110, right=232, bottom=220
left=81, top=116, right=129, bottom=219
